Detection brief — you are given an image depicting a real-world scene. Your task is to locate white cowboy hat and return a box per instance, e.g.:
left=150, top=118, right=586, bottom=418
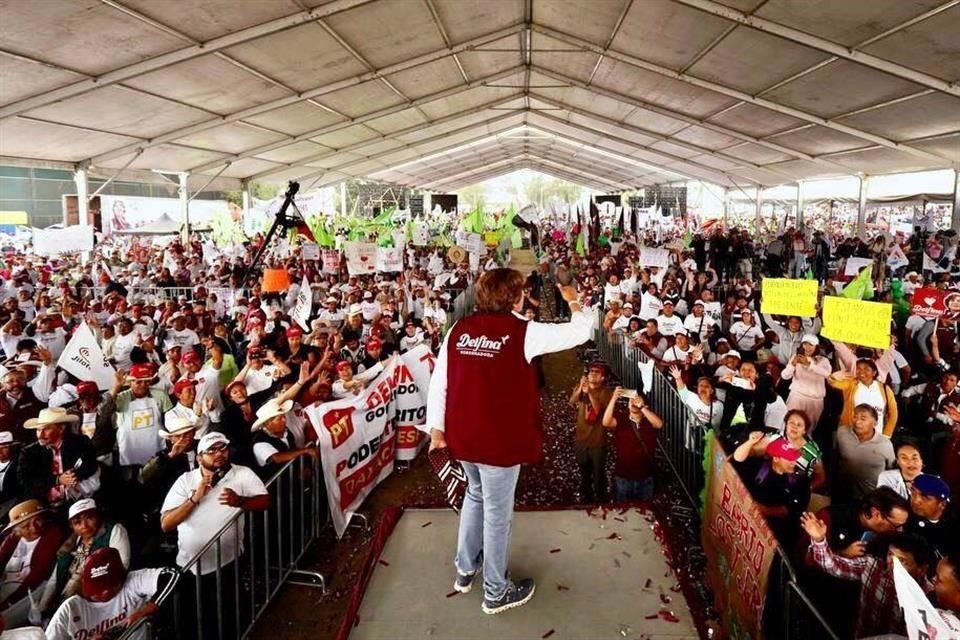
left=159, top=414, right=199, bottom=439
left=251, top=399, right=293, bottom=431
left=24, top=407, right=79, bottom=429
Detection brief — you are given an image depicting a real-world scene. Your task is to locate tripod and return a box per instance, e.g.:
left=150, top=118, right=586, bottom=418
left=242, top=181, right=306, bottom=284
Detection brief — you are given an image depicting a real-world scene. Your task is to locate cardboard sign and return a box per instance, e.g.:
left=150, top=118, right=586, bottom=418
left=638, top=246, right=669, bottom=268
left=760, top=278, right=818, bottom=317
left=375, top=246, right=403, bottom=273
left=344, top=241, right=377, bottom=275
left=301, top=243, right=320, bottom=261
left=843, top=257, right=873, bottom=276
left=322, top=249, right=340, bottom=274
left=887, top=244, right=908, bottom=271
left=702, top=434, right=777, bottom=640
left=822, top=296, right=892, bottom=349
left=412, top=222, right=430, bottom=246
left=703, top=301, right=722, bottom=326
left=455, top=231, right=482, bottom=254
left=911, top=287, right=945, bottom=319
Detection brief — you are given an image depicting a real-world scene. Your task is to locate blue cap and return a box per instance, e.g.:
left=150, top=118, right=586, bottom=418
left=913, top=474, right=950, bottom=501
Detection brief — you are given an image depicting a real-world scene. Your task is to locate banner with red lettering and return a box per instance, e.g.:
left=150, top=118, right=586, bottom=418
left=394, top=344, right=435, bottom=461
left=702, top=433, right=778, bottom=640
left=306, top=351, right=432, bottom=536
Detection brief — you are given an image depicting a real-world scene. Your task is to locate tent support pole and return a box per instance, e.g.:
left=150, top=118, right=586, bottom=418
left=755, top=186, right=762, bottom=235
left=952, top=168, right=960, bottom=232
left=797, top=181, right=804, bottom=230
left=179, top=172, right=190, bottom=245
left=856, top=174, right=868, bottom=239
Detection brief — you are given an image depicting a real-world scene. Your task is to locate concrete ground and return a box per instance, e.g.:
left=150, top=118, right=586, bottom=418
left=351, top=509, right=698, bottom=640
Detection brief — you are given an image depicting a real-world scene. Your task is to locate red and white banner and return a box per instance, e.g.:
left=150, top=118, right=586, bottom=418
left=344, top=241, right=377, bottom=275
left=306, top=348, right=434, bottom=536
left=911, top=287, right=946, bottom=319
left=892, top=556, right=958, bottom=640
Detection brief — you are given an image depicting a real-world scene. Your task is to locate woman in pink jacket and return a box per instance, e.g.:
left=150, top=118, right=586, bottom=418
left=781, top=334, right=832, bottom=428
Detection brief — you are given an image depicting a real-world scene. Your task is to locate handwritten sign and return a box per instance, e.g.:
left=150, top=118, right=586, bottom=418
left=843, top=257, right=873, bottom=277
left=760, top=278, right=818, bottom=317
left=301, top=243, right=320, bottom=261
left=702, top=435, right=777, bottom=640
left=638, top=246, right=669, bottom=268
left=344, top=241, right=377, bottom=275
left=822, top=296, right=892, bottom=349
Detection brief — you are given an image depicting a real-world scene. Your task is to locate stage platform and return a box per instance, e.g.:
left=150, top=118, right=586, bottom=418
left=349, top=508, right=699, bottom=640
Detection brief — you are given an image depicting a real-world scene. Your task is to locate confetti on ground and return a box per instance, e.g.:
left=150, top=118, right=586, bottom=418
left=613, top=517, right=626, bottom=523
left=660, top=593, right=672, bottom=604
left=549, top=548, right=562, bottom=554
left=644, top=578, right=653, bottom=589
left=444, top=591, right=459, bottom=598
left=542, top=630, right=555, bottom=639
left=659, top=609, right=680, bottom=623
left=613, top=558, right=621, bottom=568
left=378, top=559, right=390, bottom=567
left=559, top=530, right=568, bottom=535
left=421, top=521, right=432, bottom=528
left=556, top=584, right=569, bottom=591
left=644, top=613, right=659, bottom=620
left=622, top=551, right=632, bottom=558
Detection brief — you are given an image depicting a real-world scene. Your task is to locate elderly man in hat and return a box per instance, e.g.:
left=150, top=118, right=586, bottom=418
left=64, top=381, right=114, bottom=464
left=250, top=399, right=318, bottom=479
left=19, top=408, right=98, bottom=506
left=318, top=296, right=344, bottom=329
left=161, top=431, right=269, bottom=639
left=105, top=364, right=172, bottom=473
left=39, top=498, right=131, bottom=617
left=45, top=547, right=178, bottom=640
left=905, top=473, right=956, bottom=557
left=0, top=500, right=66, bottom=626
left=165, top=379, right=215, bottom=438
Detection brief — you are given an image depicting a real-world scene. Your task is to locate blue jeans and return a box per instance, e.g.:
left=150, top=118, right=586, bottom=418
left=615, top=476, right=654, bottom=502
left=455, top=461, right=521, bottom=601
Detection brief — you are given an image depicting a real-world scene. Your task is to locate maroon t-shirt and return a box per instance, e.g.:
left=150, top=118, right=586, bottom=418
left=613, top=412, right=657, bottom=481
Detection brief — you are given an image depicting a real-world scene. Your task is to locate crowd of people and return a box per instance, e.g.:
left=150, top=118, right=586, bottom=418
left=543, top=220, right=960, bottom=637
left=0, top=231, right=484, bottom=639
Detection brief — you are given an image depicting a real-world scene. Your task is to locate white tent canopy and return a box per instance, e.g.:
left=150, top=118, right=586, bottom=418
left=1, top=0, right=958, bottom=193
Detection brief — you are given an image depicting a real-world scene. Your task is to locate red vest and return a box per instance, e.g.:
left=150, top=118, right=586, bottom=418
left=445, top=313, right=541, bottom=467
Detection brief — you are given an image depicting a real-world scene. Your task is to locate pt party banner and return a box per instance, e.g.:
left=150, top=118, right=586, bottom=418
left=702, top=434, right=778, bottom=640
left=306, top=347, right=433, bottom=536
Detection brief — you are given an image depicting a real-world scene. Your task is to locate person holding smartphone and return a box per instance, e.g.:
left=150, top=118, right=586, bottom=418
left=601, top=387, right=663, bottom=501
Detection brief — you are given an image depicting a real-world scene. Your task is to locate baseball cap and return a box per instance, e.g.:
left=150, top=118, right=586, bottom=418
left=692, top=300, right=704, bottom=307
left=0, top=431, right=17, bottom=446
left=801, top=334, right=820, bottom=346
left=336, top=360, right=353, bottom=372
left=181, top=350, right=201, bottom=366
left=68, top=498, right=98, bottom=520
left=197, top=431, right=230, bottom=454
left=913, top=474, right=950, bottom=501
left=128, top=363, right=156, bottom=381
left=765, top=437, right=801, bottom=462
left=286, top=326, right=303, bottom=338
left=724, top=350, right=741, bottom=360
left=662, top=299, right=674, bottom=306
left=363, top=291, right=373, bottom=300
left=622, top=303, right=633, bottom=310
left=366, top=338, right=383, bottom=351
left=173, top=378, right=197, bottom=395
left=81, top=547, right=126, bottom=600
left=674, top=327, right=689, bottom=337
left=77, top=381, right=99, bottom=397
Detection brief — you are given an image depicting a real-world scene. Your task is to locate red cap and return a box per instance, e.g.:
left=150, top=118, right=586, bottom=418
left=336, top=360, right=353, bottom=372
left=128, top=363, right=156, bottom=381
left=286, top=326, right=303, bottom=338
left=181, top=350, right=201, bottom=366
left=76, top=381, right=99, bottom=397
left=366, top=338, right=383, bottom=351
left=173, top=378, right=197, bottom=395
left=81, top=548, right=126, bottom=600
left=224, top=379, right=246, bottom=394
left=765, top=437, right=801, bottom=462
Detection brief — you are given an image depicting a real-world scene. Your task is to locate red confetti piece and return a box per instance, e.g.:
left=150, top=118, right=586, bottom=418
left=549, top=548, right=562, bottom=554
left=378, top=559, right=390, bottom=567
left=542, top=630, right=555, bottom=639
left=613, top=517, right=626, bottom=523
left=421, top=521, right=432, bottom=528
left=659, top=610, right=680, bottom=623
left=445, top=591, right=459, bottom=598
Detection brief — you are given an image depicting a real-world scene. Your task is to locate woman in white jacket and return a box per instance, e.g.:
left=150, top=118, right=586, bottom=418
left=877, top=439, right=925, bottom=500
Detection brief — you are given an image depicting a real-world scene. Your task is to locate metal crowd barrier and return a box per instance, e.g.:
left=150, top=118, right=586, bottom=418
left=125, top=455, right=327, bottom=640
left=592, top=316, right=839, bottom=640
left=592, top=320, right=703, bottom=508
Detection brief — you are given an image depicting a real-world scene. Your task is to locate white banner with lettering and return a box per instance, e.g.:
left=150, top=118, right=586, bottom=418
left=892, top=556, right=957, bottom=640
left=412, top=222, right=430, bottom=246
left=291, top=275, right=312, bottom=331
left=33, top=226, right=94, bottom=256
left=58, top=321, right=116, bottom=390
left=375, top=246, right=403, bottom=273
left=638, top=246, right=670, bottom=268
left=307, top=349, right=434, bottom=536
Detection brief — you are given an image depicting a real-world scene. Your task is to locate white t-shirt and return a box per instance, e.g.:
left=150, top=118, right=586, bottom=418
left=638, top=293, right=662, bottom=321
left=34, top=328, right=67, bottom=360
left=656, top=314, right=683, bottom=337
left=683, top=313, right=716, bottom=337
left=45, top=568, right=167, bottom=640
left=603, top=283, right=623, bottom=304
left=729, top=321, right=763, bottom=351
left=0, top=330, right=20, bottom=359
left=764, top=395, right=788, bottom=432
left=854, top=381, right=887, bottom=428
left=165, top=328, right=199, bottom=350
left=161, top=465, right=267, bottom=575
left=660, top=344, right=691, bottom=365
left=112, top=333, right=138, bottom=370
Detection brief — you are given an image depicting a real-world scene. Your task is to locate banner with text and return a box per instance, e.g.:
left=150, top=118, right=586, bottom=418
left=58, top=321, right=116, bottom=391
left=822, top=296, right=892, bottom=349
left=301, top=243, right=320, bottom=261
left=760, top=278, right=818, bottom=317
left=395, top=344, right=434, bottom=461
left=375, top=246, right=403, bottom=273
left=33, top=226, right=94, bottom=255
left=702, top=434, right=777, bottom=640
left=291, top=275, right=312, bottom=331
left=911, top=287, right=946, bottom=319
left=638, top=246, right=670, bottom=268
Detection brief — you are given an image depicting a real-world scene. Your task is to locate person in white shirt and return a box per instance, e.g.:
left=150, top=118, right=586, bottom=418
left=45, top=547, right=178, bottom=640
left=398, top=320, right=426, bottom=353
left=619, top=268, right=638, bottom=297
left=610, top=304, right=634, bottom=334
left=110, top=318, right=139, bottom=371
left=655, top=300, right=684, bottom=337
left=603, top=274, right=622, bottom=307
left=359, top=291, right=381, bottom=323
left=160, top=432, right=269, bottom=639
left=163, top=313, right=199, bottom=351
left=107, top=364, right=172, bottom=471
left=728, top=310, right=765, bottom=358
left=164, top=379, right=214, bottom=438
left=317, top=296, right=344, bottom=329
left=423, top=298, right=447, bottom=328
left=660, top=330, right=698, bottom=368
left=638, top=284, right=663, bottom=321
left=177, top=350, right=224, bottom=414
left=0, top=318, right=25, bottom=360
left=683, top=300, right=716, bottom=344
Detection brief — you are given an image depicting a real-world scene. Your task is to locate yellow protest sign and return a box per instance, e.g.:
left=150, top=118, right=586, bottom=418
left=760, top=278, right=818, bottom=317
left=822, top=296, right=892, bottom=349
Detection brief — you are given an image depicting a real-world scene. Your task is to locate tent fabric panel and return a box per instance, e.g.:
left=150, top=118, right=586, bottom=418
left=766, top=125, right=870, bottom=157
left=0, top=57, right=85, bottom=107
left=116, top=0, right=305, bottom=42
left=0, top=119, right=140, bottom=162
left=861, top=4, right=960, bottom=82
left=312, top=79, right=408, bottom=119
left=96, top=144, right=230, bottom=173
left=254, top=141, right=334, bottom=165
left=535, top=0, right=633, bottom=45
left=837, top=93, right=960, bottom=142
left=382, top=58, right=468, bottom=101
left=173, top=123, right=290, bottom=156
left=240, top=102, right=347, bottom=137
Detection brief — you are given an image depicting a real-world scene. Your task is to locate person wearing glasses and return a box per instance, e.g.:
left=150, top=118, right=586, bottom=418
left=160, top=432, right=269, bottom=640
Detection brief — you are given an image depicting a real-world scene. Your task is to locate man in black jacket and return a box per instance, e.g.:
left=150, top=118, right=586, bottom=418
left=0, top=430, right=21, bottom=521
left=18, top=407, right=98, bottom=506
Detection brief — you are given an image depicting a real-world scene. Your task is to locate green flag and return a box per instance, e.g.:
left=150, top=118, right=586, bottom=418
left=841, top=264, right=874, bottom=300
left=575, top=231, right=585, bottom=257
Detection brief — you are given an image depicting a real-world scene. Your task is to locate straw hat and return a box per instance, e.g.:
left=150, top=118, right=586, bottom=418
left=159, top=414, right=199, bottom=439
left=447, top=246, right=467, bottom=263
left=251, top=399, right=293, bottom=431
left=24, top=407, right=79, bottom=429
left=4, top=499, right=48, bottom=532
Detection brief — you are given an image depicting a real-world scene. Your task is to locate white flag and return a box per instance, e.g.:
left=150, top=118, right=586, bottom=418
left=58, top=321, right=116, bottom=391
left=892, top=556, right=956, bottom=640
left=291, top=275, right=312, bottom=331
